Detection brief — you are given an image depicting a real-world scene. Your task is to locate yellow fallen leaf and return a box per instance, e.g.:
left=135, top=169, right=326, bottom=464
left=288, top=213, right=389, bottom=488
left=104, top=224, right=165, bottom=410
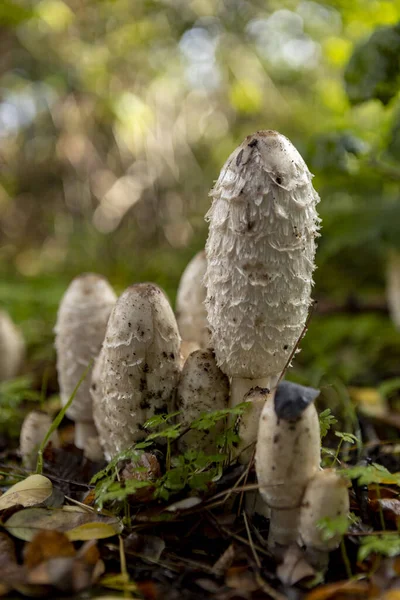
left=0, top=475, right=52, bottom=511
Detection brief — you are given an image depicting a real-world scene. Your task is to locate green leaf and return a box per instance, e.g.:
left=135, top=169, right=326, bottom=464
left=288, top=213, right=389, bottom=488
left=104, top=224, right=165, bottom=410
left=319, top=409, right=338, bottom=439
left=335, top=431, right=359, bottom=444
left=317, top=514, right=349, bottom=542
left=358, top=534, right=400, bottom=562
left=344, top=23, right=400, bottom=105
left=340, top=463, right=400, bottom=486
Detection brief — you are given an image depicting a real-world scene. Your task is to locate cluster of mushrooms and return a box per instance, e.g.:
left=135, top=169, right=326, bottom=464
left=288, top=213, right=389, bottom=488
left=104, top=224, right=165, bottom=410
left=17, top=131, right=349, bottom=562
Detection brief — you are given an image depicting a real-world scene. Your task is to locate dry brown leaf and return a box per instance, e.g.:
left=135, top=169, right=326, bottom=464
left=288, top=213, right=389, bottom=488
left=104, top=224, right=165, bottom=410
left=24, top=530, right=76, bottom=569
left=225, top=566, right=259, bottom=592
left=305, top=580, right=370, bottom=600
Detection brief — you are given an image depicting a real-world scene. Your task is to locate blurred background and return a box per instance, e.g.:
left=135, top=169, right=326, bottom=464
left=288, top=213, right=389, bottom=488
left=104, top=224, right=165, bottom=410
left=2, top=0, right=400, bottom=431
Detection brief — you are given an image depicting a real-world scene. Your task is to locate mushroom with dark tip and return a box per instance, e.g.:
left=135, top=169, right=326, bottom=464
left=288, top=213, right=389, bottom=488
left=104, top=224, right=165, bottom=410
left=255, top=381, right=321, bottom=547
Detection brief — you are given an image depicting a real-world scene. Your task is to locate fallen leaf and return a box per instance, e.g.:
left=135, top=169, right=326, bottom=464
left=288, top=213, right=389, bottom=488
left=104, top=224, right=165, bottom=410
left=5, top=506, right=123, bottom=541
left=0, top=475, right=52, bottom=511
left=277, top=544, right=315, bottom=586
left=24, top=530, right=76, bottom=569
left=305, top=580, right=370, bottom=599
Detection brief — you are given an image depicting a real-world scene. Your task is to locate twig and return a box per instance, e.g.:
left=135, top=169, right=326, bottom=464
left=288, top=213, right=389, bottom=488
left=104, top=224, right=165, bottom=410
left=243, top=511, right=261, bottom=568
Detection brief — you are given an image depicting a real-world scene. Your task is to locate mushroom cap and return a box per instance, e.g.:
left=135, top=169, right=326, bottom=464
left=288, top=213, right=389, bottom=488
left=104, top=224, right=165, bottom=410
left=176, top=250, right=210, bottom=348
left=177, top=349, right=229, bottom=454
left=54, top=273, right=117, bottom=424
left=299, top=469, right=350, bottom=551
left=96, top=283, right=181, bottom=457
left=0, top=310, right=25, bottom=381
left=255, top=394, right=321, bottom=509
left=19, top=410, right=59, bottom=469
left=205, top=130, right=320, bottom=379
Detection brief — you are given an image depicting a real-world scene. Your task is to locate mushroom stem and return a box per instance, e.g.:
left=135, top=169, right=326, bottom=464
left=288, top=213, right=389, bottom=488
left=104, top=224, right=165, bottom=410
left=269, top=508, right=301, bottom=548
left=74, top=421, right=98, bottom=450
left=234, top=386, right=272, bottom=465
left=230, top=376, right=273, bottom=408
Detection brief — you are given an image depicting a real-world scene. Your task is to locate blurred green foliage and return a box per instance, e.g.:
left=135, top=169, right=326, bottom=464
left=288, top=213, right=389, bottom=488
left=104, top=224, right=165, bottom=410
left=1, top=0, right=400, bottom=394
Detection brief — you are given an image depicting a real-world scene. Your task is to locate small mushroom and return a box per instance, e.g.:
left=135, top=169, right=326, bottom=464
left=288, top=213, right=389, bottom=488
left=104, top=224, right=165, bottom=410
left=299, top=469, right=350, bottom=552
left=234, top=386, right=274, bottom=465
left=176, top=250, right=210, bottom=349
left=0, top=310, right=25, bottom=381
left=204, top=130, right=320, bottom=407
left=54, top=273, right=117, bottom=449
left=94, top=283, right=181, bottom=458
left=179, top=340, right=201, bottom=368
left=19, top=410, right=60, bottom=469
left=177, top=349, right=229, bottom=454
left=255, top=381, right=321, bottom=547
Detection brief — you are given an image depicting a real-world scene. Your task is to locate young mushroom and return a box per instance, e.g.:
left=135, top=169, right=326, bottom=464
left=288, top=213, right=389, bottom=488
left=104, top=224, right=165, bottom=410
left=176, top=349, right=229, bottom=454
left=19, top=410, right=60, bottom=469
left=176, top=250, right=210, bottom=349
left=255, top=381, right=321, bottom=548
left=234, top=386, right=270, bottom=465
left=54, top=273, right=117, bottom=449
left=94, top=283, right=181, bottom=458
left=204, top=130, right=320, bottom=408
left=299, top=469, right=349, bottom=552
left=0, top=310, right=25, bottom=381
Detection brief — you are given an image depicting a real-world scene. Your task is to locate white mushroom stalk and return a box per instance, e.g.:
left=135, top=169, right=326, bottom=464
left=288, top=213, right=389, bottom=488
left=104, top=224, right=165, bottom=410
left=19, top=410, right=60, bottom=469
left=0, top=310, right=25, bottom=381
left=204, top=130, right=320, bottom=407
left=176, top=250, right=210, bottom=349
left=54, top=273, right=117, bottom=449
left=94, top=283, right=181, bottom=459
left=255, top=381, right=321, bottom=547
left=299, top=469, right=350, bottom=552
left=177, top=349, right=229, bottom=454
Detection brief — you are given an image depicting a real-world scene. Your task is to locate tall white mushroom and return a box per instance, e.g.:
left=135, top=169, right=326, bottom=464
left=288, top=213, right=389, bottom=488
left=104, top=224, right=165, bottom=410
left=204, top=130, right=320, bottom=407
left=255, top=381, right=321, bottom=547
left=54, top=273, right=117, bottom=449
left=94, top=283, right=181, bottom=458
left=176, top=250, right=210, bottom=349
left=0, top=310, right=25, bottom=381
left=176, top=349, right=229, bottom=454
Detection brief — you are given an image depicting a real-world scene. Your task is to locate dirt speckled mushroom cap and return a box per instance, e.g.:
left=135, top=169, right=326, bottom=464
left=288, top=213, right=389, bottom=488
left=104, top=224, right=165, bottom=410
left=176, top=250, right=210, bottom=348
left=177, top=349, right=229, bottom=454
left=95, top=283, right=181, bottom=457
left=54, top=273, right=117, bottom=425
left=0, top=310, right=25, bottom=381
left=205, top=130, right=320, bottom=379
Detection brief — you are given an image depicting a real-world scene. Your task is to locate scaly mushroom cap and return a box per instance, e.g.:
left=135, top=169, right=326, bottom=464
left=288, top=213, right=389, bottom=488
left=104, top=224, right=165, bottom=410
left=177, top=349, right=229, bottom=454
left=0, top=310, right=25, bottom=381
left=96, top=283, right=181, bottom=457
left=176, top=250, right=210, bottom=348
left=299, top=469, right=350, bottom=551
left=54, top=273, right=117, bottom=425
left=205, top=130, right=320, bottom=379
left=255, top=382, right=321, bottom=509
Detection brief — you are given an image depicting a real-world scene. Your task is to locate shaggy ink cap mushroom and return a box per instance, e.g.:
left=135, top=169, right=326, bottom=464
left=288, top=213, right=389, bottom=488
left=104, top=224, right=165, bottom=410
left=255, top=381, right=321, bottom=547
left=299, top=469, right=350, bottom=552
left=94, top=283, right=181, bottom=458
left=177, top=349, right=229, bottom=454
left=20, top=410, right=60, bottom=469
left=54, top=273, right=117, bottom=449
left=234, top=386, right=270, bottom=465
left=205, top=130, right=320, bottom=406
left=0, top=310, right=25, bottom=381
left=176, top=250, right=210, bottom=349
